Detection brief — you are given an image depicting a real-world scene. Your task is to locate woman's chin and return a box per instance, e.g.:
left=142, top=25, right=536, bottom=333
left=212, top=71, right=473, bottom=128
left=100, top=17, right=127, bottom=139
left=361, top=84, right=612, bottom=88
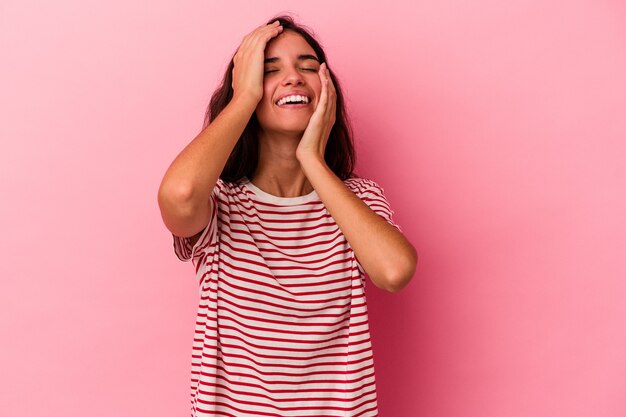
left=274, top=120, right=310, bottom=135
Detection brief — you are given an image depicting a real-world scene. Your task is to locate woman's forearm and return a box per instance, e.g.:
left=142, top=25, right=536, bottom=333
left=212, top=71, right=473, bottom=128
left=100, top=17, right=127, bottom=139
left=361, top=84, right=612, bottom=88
left=298, top=156, right=417, bottom=293
left=158, top=95, right=256, bottom=234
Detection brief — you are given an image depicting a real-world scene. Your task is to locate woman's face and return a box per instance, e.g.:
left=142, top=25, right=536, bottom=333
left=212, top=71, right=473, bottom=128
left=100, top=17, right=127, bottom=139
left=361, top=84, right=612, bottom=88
left=255, top=30, right=322, bottom=136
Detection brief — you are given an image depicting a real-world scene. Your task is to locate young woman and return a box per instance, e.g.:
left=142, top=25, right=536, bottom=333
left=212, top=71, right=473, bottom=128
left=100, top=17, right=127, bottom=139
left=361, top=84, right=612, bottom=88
left=158, top=15, right=417, bottom=417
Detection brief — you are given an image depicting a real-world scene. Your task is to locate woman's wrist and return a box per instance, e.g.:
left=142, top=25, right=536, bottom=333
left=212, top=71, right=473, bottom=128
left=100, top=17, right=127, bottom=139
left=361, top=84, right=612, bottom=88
left=230, top=93, right=259, bottom=114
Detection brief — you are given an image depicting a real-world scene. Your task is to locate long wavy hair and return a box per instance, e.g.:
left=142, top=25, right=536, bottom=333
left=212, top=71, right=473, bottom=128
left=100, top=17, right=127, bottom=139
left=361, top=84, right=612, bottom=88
left=204, top=14, right=359, bottom=183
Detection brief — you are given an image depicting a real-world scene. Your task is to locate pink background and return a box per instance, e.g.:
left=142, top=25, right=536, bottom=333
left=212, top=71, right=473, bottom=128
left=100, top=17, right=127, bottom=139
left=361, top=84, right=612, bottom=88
left=1, top=1, right=625, bottom=416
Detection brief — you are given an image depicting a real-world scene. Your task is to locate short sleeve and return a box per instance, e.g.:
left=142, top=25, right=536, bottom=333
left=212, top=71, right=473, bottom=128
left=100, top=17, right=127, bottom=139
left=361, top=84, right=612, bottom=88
left=353, top=178, right=404, bottom=278
left=360, top=179, right=403, bottom=233
left=172, top=179, right=224, bottom=263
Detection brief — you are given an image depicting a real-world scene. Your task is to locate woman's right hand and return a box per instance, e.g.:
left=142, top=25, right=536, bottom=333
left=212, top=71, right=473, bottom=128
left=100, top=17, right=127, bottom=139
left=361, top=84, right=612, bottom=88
left=231, top=20, right=283, bottom=105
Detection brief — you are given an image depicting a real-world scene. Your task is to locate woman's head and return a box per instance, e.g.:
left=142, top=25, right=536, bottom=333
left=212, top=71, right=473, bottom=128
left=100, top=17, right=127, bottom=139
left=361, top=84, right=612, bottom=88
left=254, top=29, right=322, bottom=139
left=207, top=14, right=358, bottom=182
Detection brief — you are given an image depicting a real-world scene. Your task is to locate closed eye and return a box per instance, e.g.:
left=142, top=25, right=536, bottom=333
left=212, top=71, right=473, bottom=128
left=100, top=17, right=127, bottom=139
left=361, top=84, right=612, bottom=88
left=264, top=68, right=318, bottom=74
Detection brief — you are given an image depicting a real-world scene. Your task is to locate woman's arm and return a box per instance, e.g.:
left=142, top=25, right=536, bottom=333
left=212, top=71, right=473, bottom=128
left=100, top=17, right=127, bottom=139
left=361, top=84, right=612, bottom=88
left=157, top=95, right=256, bottom=238
left=299, top=156, right=417, bottom=293
left=158, top=22, right=284, bottom=238
left=295, top=63, right=416, bottom=292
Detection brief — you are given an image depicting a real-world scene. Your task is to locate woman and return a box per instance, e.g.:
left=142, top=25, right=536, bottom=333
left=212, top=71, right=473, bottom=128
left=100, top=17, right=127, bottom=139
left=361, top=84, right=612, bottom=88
left=158, top=14, right=417, bottom=417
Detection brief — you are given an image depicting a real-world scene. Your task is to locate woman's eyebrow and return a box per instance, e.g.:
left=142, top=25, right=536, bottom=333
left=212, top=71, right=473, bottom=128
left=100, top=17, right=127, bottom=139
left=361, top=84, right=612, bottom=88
left=264, top=54, right=320, bottom=64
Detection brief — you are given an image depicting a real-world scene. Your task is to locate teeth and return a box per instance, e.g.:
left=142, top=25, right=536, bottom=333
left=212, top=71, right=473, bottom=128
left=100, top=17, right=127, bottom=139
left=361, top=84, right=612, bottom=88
left=277, top=95, right=310, bottom=106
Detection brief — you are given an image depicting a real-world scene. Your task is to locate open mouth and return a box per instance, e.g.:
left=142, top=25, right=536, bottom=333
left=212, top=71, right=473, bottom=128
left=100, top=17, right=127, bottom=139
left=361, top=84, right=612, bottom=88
left=275, top=94, right=312, bottom=108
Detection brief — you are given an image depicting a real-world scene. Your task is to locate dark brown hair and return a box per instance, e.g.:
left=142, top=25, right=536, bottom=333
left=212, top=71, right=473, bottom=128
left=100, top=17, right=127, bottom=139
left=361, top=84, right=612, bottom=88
left=205, top=14, right=359, bottom=183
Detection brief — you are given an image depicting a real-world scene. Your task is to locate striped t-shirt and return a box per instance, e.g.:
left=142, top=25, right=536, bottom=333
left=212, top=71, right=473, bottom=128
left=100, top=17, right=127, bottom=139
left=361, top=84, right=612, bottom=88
left=173, top=175, right=402, bottom=417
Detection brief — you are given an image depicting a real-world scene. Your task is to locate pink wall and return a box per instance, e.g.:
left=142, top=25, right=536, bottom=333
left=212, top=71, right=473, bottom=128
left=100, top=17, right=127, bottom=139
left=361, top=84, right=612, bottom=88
left=1, top=1, right=625, bottom=416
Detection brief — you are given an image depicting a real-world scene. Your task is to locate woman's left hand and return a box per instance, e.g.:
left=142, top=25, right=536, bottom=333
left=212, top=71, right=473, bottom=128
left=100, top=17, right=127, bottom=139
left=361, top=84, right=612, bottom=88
left=296, top=62, right=336, bottom=163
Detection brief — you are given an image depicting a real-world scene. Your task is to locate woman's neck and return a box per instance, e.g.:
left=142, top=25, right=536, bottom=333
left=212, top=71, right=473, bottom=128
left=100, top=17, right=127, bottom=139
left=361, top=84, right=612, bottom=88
left=250, top=130, right=316, bottom=197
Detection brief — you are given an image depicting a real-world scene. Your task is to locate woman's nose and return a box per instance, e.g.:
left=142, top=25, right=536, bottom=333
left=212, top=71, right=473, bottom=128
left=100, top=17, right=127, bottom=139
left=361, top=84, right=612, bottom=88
left=281, top=68, right=305, bottom=85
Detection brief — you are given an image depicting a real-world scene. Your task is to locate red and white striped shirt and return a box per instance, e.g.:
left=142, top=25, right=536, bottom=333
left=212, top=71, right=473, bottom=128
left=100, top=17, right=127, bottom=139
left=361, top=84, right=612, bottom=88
left=173, top=175, right=402, bottom=417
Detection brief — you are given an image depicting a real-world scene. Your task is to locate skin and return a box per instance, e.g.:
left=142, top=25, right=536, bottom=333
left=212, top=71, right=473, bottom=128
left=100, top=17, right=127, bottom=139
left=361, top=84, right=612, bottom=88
left=250, top=29, right=323, bottom=197
left=161, top=21, right=417, bottom=291
left=248, top=27, right=417, bottom=292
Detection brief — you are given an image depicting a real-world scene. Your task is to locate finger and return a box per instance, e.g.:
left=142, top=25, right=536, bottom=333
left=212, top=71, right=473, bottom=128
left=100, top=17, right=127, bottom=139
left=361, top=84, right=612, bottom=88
left=316, top=62, right=329, bottom=113
left=239, top=22, right=281, bottom=53
left=325, top=65, right=336, bottom=97
left=241, top=23, right=269, bottom=44
left=320, top=63, right=334, bottom=119
left=326, top=68, right=337, bottom=119
left=326, top=66, right=335, bottom=119
left=251, top=21, right=282, bottom=43
left=262, top=24, right=283, bottom=43
left=248, top=25, right=283, bottom=52
left=250, top=20, right=280, bottom=37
